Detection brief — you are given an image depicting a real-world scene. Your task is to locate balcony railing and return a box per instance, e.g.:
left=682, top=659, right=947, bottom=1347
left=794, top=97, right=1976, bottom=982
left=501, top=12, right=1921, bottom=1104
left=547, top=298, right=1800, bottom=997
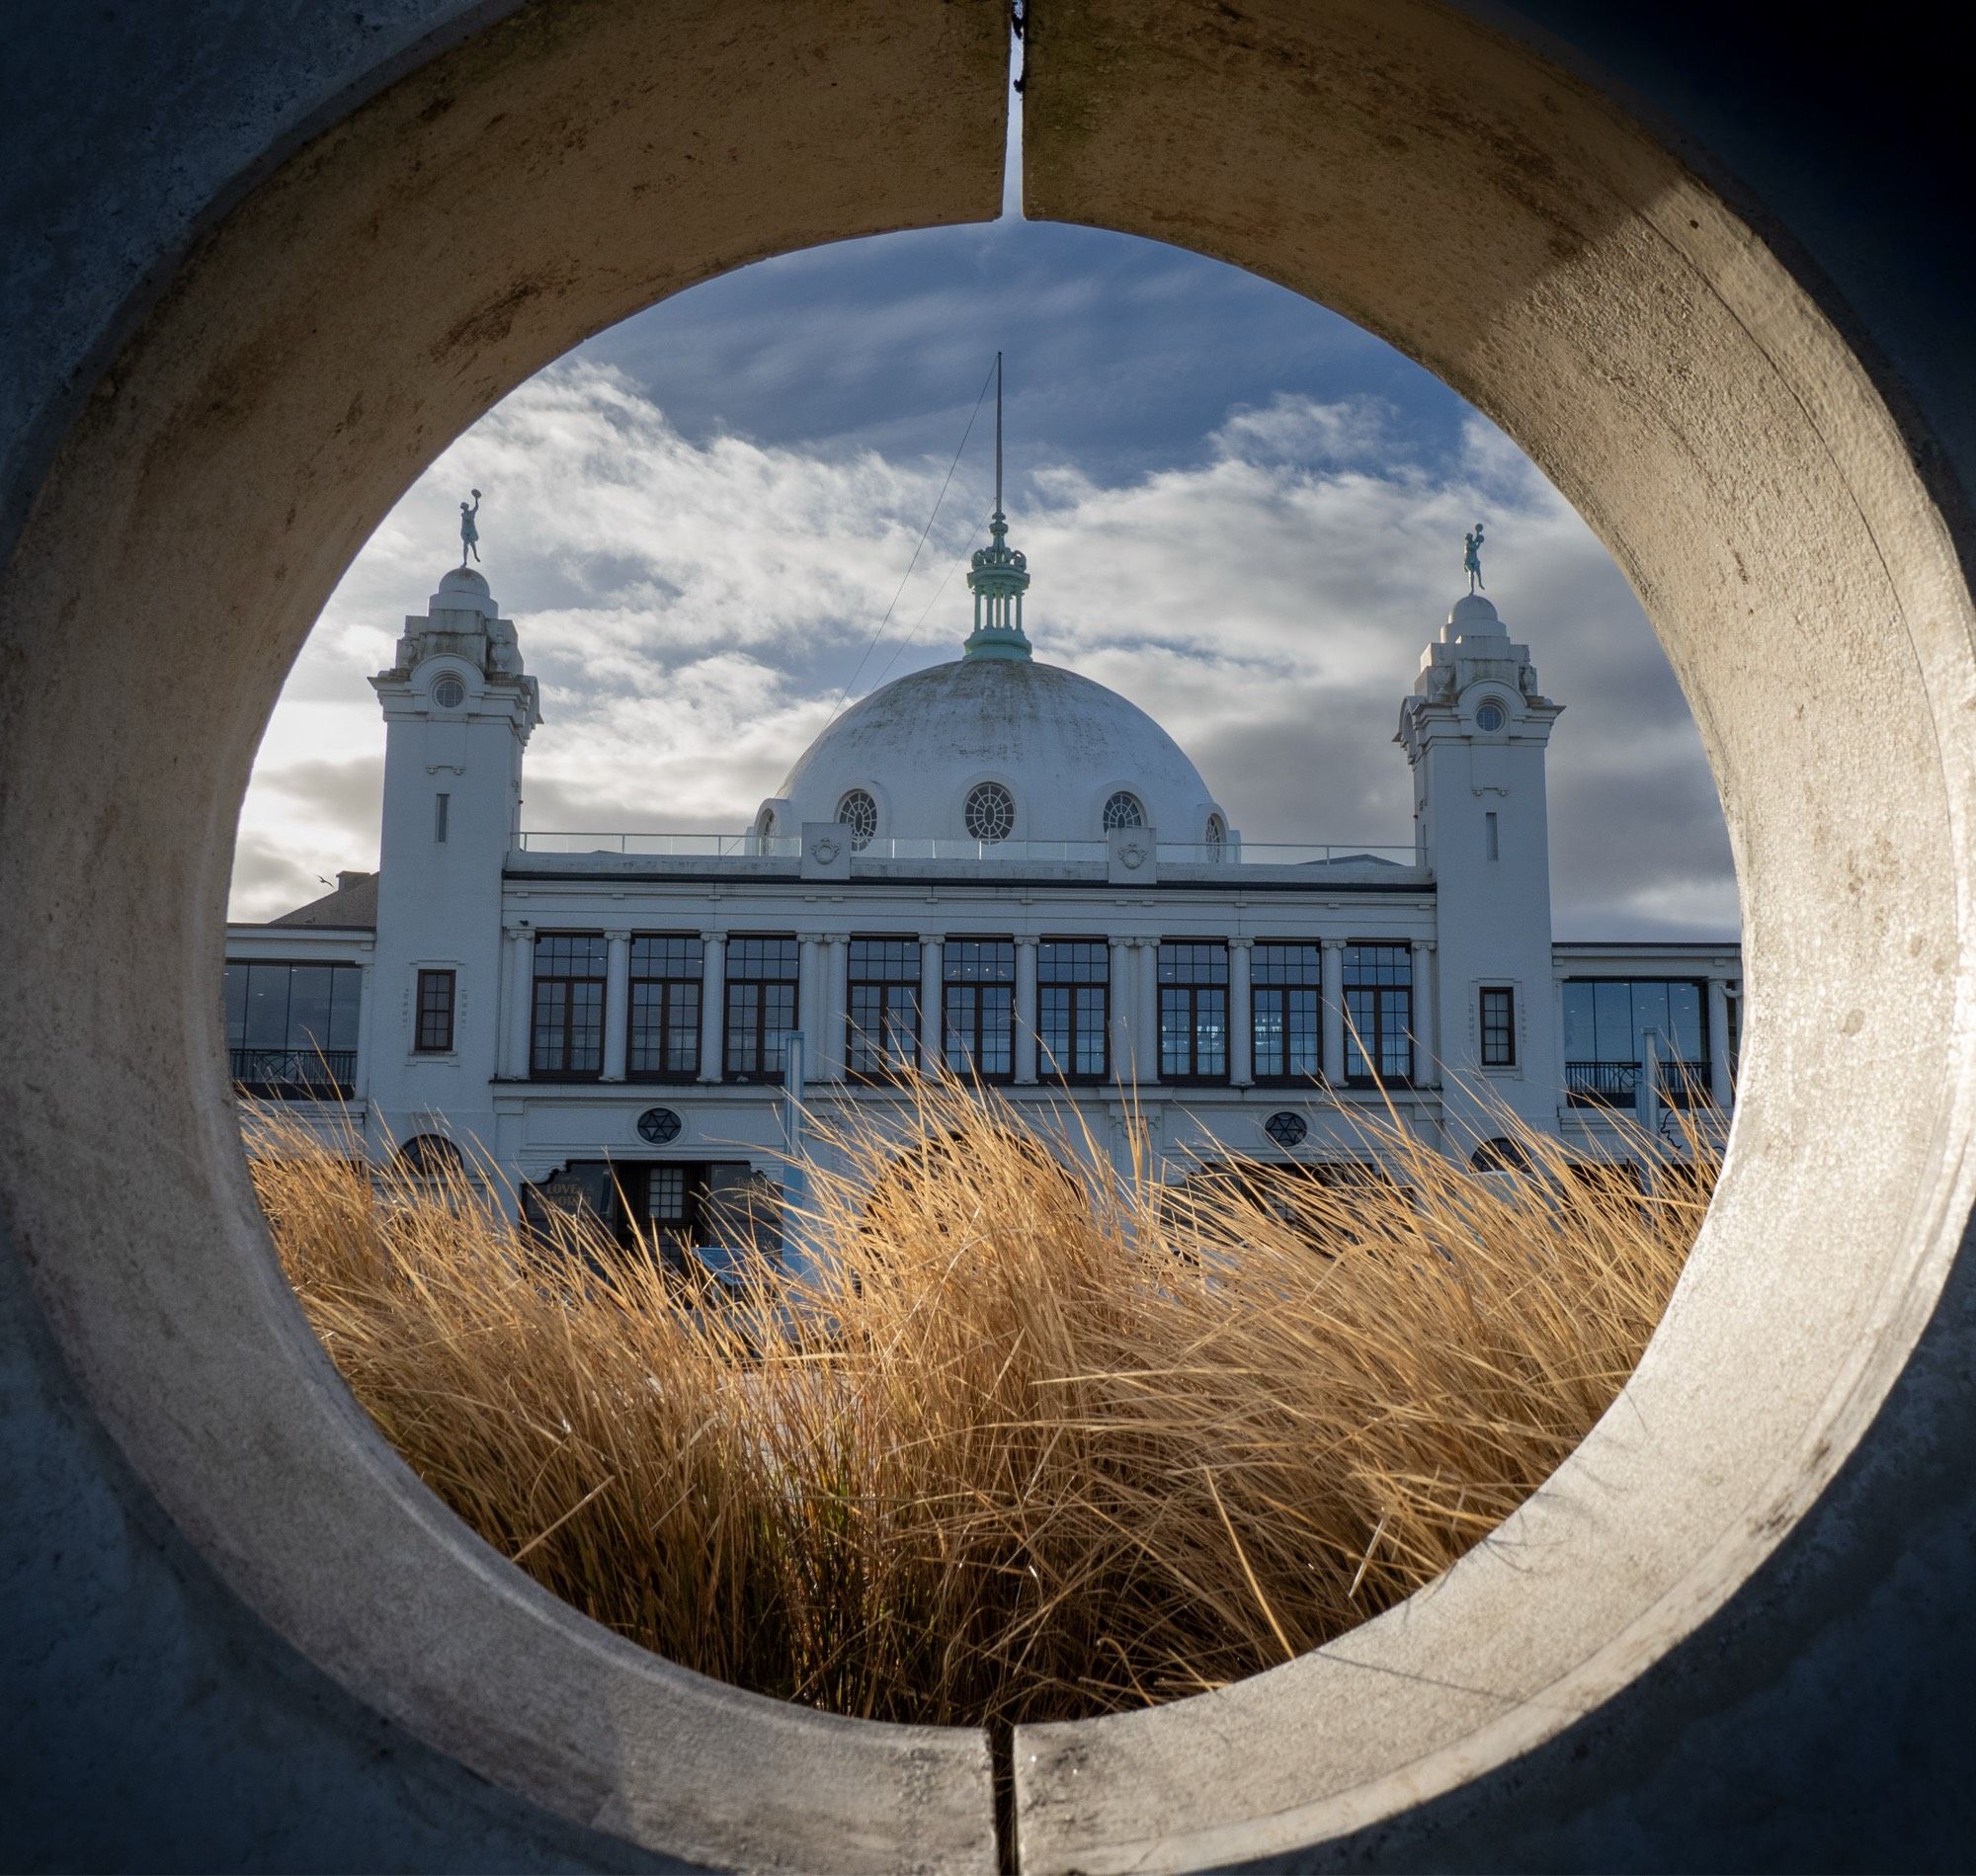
left=1566, top=1059, right=1712, bottom=1109
left=514, top=831, right=1420, bottom=868
left=231, top=1047, right=355, bottom=1098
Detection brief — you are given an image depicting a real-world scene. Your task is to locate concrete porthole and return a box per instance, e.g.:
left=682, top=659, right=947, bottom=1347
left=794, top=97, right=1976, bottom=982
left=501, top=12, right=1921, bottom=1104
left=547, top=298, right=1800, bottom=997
left=0, top=2, right=1969, bottom=1871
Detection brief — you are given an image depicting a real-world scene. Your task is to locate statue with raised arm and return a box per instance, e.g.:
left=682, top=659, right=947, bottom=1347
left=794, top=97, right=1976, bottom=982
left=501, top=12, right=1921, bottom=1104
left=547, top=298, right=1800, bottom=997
left=458, top=488, right=482, bottom=566
left=1463, top=520, right=1485, bottom=594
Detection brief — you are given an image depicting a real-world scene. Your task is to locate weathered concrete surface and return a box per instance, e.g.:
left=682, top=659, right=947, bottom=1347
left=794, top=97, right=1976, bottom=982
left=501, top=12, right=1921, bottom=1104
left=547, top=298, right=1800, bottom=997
left=1016, top=2, right=1976, bottom=1869
left=4, top=1, right=1974, bottom=1870
left=0, top=3, right=1006, bottom=1870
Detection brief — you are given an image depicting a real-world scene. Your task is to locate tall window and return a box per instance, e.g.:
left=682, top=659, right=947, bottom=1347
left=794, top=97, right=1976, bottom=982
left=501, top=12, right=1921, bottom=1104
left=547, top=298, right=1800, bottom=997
left=847, top=938, right=921, bottom=1079
left=531, top=934, right=607, bottom=1079
left=1038, top=939, right=1109, bottom=1082
left=415, top=969, right=455, bottom=1053
left=1479, top=985, right=1516, bottom=1067
left=944, top=938, right=1016, bottom=1081
left=1343, top=942, right=1412, bottom=1085
left=1159, top=941, right=1229, bottom=1083
left=724, top=936, right=799, bottom=1081
left=627, top=935, right=701, bottom=1081
left=1561, top=978, right=1707, bottom=1105
left=1252, top=942, right=1322, bottom=1082
left=222, top=960, right=362, bottom=1095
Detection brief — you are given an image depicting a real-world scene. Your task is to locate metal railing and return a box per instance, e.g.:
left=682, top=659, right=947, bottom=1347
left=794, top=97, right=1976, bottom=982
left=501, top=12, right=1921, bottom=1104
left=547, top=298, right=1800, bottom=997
left=513, top=831, right=804, bottom=857
left=514, top=831, right=1420, bottom=868
left=230, top=1047, right=356, bottom=1097
left=1565, top=1060, right=1712, bottom=1109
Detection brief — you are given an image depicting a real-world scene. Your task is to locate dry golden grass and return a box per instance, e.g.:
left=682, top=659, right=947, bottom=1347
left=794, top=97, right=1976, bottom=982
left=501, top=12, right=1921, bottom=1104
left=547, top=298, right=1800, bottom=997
left=247, top=1082, right=1709, bottom=1728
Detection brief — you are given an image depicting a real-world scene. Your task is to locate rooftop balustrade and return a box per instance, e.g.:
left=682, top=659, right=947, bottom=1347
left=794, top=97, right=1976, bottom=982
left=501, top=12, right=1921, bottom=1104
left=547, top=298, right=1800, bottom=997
left=513, top=831, right=1421, bottom=869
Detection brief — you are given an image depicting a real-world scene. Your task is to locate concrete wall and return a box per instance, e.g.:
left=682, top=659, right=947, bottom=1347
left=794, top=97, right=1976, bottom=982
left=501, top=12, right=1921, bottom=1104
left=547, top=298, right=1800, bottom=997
left=3, top=2, right=1972, bottom=1869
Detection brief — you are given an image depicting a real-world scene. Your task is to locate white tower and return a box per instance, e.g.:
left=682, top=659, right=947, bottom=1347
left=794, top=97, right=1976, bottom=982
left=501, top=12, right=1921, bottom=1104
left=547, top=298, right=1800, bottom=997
left=1397, top=587, right=1563, bottom=1145
left=365, top=564, right=539, bottom=1166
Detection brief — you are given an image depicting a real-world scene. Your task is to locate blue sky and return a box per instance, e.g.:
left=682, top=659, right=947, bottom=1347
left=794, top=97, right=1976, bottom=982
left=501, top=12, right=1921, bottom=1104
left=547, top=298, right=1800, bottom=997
left=232, top=208, right=1737, bottom=942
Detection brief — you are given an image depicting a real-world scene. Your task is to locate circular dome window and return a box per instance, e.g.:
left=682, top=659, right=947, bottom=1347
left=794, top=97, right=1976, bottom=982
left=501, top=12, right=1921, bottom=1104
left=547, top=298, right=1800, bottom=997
left=431, top=676, right=465, bottom=710
left=963, top=781, right=1015, bottom=844
left=1102, top=790, right=1145, bottom=831
left=1264, top=1109, right=1308, bottom=1149
left=1474, top=700, right=1507, bottom=733
left=837, top=789, right=878, bottom=851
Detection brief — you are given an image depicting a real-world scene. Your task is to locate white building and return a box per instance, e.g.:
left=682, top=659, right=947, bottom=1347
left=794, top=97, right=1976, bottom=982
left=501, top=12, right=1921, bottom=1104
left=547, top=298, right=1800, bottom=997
left=226, top=490, right=1740, bottom=1257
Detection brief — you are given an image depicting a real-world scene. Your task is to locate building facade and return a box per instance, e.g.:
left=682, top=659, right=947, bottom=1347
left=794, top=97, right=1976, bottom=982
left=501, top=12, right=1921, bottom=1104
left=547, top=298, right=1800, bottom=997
left=226, top=500, right=1740, bottom=1256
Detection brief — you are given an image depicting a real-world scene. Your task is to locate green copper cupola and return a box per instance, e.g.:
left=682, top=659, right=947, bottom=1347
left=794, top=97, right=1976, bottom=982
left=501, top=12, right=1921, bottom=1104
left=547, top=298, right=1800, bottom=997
left=963, top=353, right=1033, bottom=662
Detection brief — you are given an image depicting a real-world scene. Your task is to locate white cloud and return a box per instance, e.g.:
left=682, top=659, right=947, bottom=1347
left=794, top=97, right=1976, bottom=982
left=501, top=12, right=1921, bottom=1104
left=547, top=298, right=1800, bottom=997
left=232, top=368, right=1737, bottom=941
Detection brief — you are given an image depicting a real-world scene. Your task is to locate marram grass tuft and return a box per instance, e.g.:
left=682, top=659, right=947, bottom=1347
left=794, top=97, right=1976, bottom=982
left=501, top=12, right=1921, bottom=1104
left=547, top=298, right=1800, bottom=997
left=247, top=1081, right=1708, bottom=1727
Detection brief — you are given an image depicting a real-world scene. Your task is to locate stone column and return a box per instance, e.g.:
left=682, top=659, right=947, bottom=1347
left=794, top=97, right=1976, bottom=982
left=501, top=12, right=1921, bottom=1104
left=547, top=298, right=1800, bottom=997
left=697, top=932, right=725, bottom=1084
left=1709, top=977, right=1735, bottom=1110
left=919, top=935, right=944, bottom=1073
left=502, top=928, right=534, bottom=1079
left=1015, top=937, right=1039, bottom=1085
left=1109, top=938, right=1135, bottom=1087
left=797, top=936, right=823, bottom=1092
left=1410, top=938, right=1437, bottom=1086
left=820, top=936, right=849, bottom=1081
left=1321, top=938, right=1347, bottom=1086
left=1136, top=937, right=1163, bottom=1087
left=602, top=930, right=630, bottom=1082
left=1228, top=938, right=1254, bottom=1088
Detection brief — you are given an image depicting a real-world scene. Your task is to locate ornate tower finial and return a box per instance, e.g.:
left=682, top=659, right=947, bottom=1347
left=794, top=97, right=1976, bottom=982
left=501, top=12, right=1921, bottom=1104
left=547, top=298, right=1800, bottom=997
left=964, top=354, right=1032, bottom=662
left=459, top=489, right=482, bottom=568
left=1463, top=519, right=1485, bottom=595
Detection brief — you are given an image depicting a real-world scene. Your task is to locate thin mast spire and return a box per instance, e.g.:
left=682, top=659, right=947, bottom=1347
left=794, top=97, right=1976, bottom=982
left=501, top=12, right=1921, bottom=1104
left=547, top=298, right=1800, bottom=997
left=994, top=350, right=1004, bottom=518
left=963, top=349, right=1031, bottom=661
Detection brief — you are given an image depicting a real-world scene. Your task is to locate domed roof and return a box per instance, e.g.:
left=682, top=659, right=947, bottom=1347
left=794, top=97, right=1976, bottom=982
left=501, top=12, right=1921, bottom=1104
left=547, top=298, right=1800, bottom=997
left=1446, top=592, right=1507, bottom=636
left=767, top=657, right=1228, bottom=848
left=428, top=565, right=497, bottom=619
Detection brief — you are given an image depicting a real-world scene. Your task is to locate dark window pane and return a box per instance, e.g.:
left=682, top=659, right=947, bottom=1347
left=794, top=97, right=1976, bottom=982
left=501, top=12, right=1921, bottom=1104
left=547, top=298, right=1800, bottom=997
left=1562, top=982, right=1597, bottom=1062
left=244, top=963, right=289, bottom=1050
left=1670, top=982, right=1703, bottom=1061
left=1594, top=981, right=1632, bottom=1058
left=223, top=965, right=249, bottom=1050
left=1630, top=980, right=1671, bottom=1061
left=328, top=966, right=363, bottom=1051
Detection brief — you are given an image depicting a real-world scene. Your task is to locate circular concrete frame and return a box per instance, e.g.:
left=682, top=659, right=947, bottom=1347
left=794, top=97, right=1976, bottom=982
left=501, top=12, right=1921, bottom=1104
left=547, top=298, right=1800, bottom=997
left=0, top=1, right=1970, bottom=1870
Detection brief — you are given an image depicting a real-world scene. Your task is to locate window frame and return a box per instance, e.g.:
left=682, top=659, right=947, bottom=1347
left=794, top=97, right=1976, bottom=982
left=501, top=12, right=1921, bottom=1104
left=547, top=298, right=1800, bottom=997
left=1479, top=984, right=1517, bottom=1068
left=222, top=957, right=364, bottom=1096
left=723, top=935, right=800, bottom=1084
left=415, top=967, right=455, bottom=1054
left=1037, top=938, right=1111, bottom=1083
left=845, top=936, right=922, bottom=1082
left=1251, top=940, right=1324, bottom=1085
left=1343, top=941, right=1414, bottom=1088
left=1560, top=976, right=1711, bottom=1107
left=1158, top=939, right=1231, bottom=1085
left=530, top=933, right=608, bottom=1082
left=626, top=934, right=701, bottom=1084
left=942, top=937, right=1017, bottom=1083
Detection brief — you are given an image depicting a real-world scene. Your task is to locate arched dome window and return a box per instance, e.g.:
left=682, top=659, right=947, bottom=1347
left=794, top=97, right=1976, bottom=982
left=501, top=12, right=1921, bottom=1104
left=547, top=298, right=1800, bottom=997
left=1205, top=813, right=1226, bottom=856
left=963, top=781, right=1016, bottom=844
left=398, top=1134, right=462, bottom=1178
left=1102, top=790, right=1145, bottom=831
left=755, top=806, right=777, bottom=847
left=837, top=788, right=878, bottom=851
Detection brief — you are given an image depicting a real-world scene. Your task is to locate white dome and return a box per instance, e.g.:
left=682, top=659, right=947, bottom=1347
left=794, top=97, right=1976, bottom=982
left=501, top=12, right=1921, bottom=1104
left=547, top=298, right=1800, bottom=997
left=1446, top=592, right=1507, bottom=637
left=766, top=657, right=1227, bottom=847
